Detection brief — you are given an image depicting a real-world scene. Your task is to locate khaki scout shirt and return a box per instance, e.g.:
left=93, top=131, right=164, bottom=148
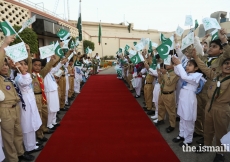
left=145, top=73, right=155, bottom=84
left=195, top=56, right=230, bottom=104
left=0, top=76, right=20, bottom=104
left=158, top=70, right=179, bottom=92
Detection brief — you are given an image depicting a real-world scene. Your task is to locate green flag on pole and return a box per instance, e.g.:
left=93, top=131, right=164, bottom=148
left=148, top=41, right=153, bottom=53
left=130, top=53, right=145, bottom=64
left=77, top=0, right=82, bottom=41
left=150, top=56, right=157, bottom=70
left=211, top=29, right=219, bottom=41
left=195, top=19, right=199, bottom=30
left=156, top=36, right=174, bottom=59
left=57, top=28, right=70, bottom=40
left=98, top=22, right=102, bottom=45
left=160, top=33, right=168, bottom=43
left=54, top=41, right=64, bottom=58
left=133, top=42, right=137, bottom=46
left=0, top=21, right=17, bottom=36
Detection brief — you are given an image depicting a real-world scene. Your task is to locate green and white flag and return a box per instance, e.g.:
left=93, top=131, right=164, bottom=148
left=77, top=0, right=82, bottom=41
left=164, top=54, right=172, bottom=65
left=150, top=55, right=157, bottom=70
left=141, top=38, right=150, bottom=46
left=130, top=52, right=144, bottom=64
left=0, top=21, right=17, bottom=36
left=85, top=47, right=89, bottom=54
left=4, top=42, right=28, bottom=62
left=70, top=39, right=76, bottom=49
left=194, top=19, right=199, bottom=30
left=181, top=32, right=194, bottom=50
left=18, top=15, right=36, bottom=33
left=211, top=29, right=219, bottom=41
left=39, top=44, right=55, bottom=59
left=156, top=36, right=174, bottom=59
left=175, top=25, right=184, bottom=36
left=125, top=45, right=130, bottom=51
left=62, top=39, right=70, bottom=49
left=98, top=22, right=102, bottom=45
left=160, top=33, right=168, bottom=43
left=152, top=42, right=158, bottom=48
left=54, top=41, right=64, bottom=58
left=148, top=41, right=153, bottom=53
left=119, top=48, right=123, bottom=53
left=202, top=17, right=221, bottom=31
left=133, top=42, right=137, bottom=46
left=57, top=29, right=70, bottom=40
left=128, top=49, right=137, bottom=58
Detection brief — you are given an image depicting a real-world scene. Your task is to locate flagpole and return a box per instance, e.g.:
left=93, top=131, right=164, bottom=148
left=100, top=20, right=104, bottom=62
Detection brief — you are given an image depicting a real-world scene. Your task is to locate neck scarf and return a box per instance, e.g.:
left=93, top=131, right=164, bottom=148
left=33, top=72, right=47, bottom=105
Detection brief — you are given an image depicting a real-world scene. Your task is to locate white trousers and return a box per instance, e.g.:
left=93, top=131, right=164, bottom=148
left=23, top=131, right=36, bottom=151
left=65, top=75, right=69, bottom=104
left=179, top=118, right=195, bottom=143
left=134, top=77, right=142, bottom=96
left=153, top=83, right=160, bottom=116
left=74, top=73, right=81, bottom=93
left=47, top=112, right=57, bottom=128
left=0, top=128, right=5, bottom=162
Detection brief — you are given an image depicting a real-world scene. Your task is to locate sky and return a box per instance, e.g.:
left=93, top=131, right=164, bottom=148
left=22, top=0, right=230, bottom=32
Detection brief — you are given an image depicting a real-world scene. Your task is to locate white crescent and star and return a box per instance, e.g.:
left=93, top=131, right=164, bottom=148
left=59, top=31, right=66, bottom=36
left=162, top=45, right=171, bottom=56
left=3, top=26, right=11, bottom=36
left=57, top=48, right=62, bottom=56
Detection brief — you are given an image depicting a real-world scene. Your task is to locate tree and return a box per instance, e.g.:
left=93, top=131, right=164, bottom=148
left=12, top=25, right=38, bottom=54
left=103, top=55, right=108, bottom=60
left=109, top=55, right=115, bottom=60
left=83, top=40, right=95, bottom=52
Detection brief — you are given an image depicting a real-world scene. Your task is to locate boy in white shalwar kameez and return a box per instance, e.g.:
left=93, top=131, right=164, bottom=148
left=0, top=90, right=5, bottom=162
left=64, top=62, right=70, bottom=105
left=74, top=59, right=83, bottom=93
left=172, top=57, right=203, bottom=147
left=44, top=57, right=67, bottom=129
left=15, top=60, right=42, bottom=152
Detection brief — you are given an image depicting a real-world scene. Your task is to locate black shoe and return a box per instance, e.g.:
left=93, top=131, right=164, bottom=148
left=44, top=129, right=55, bottom=134
left=172, top=136, right=184, bottom=143
left=179, top=141, right=192, bottom=147
left=143, top=101, right=146, bottom=105
left=27, top=145, right=44, bottom=154
left=18, top=153, right=35, bottom=161
left=57, top=111, right=60, bottom=114
left=65, top=103, right=70, bottom=106
left=213, top=153, right=225, bottom=162
left=36, top=140, right=43, bottom=146
left=48, top=127, right=56, bottom=131
left=56, top=115, right=61, bottom=122
left=134, top=95, right=140, bottom=98
left=193, top=132, right=203, bottom=138
left=196, top=137, right=204, bottom=145
left=37, top=137, right=48, bottom=142
left=155, top=120, right=165, bottom=126
left=176, top=116, right=180, bottom=122
left=143, top=107, right=148, bottom=111
left=54, top=123, right=60, bottom=127
left=166, top=126, right=175, bottom=133
left=60, top=107, right=69, bottom=111
left=147, top=110, right=155, bottom=115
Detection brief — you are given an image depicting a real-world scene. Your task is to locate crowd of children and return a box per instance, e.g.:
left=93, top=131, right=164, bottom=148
left=0, top=34, right=101, bottom=161
left=116, top=29, right=230, bottom=162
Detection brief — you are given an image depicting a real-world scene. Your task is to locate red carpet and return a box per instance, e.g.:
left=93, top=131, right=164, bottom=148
left=36, top=75, right=179, bottom=162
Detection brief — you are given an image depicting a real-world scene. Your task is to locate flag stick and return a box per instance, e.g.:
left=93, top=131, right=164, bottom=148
left=100, top=20, right=104, bottom=62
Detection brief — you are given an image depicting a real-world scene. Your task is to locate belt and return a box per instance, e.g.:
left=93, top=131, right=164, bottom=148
left=34, top=92, right=42, bottom=95
left=146, top=83, right=152, bottom=84
left=0, top=103, right=17, bottom=108
left=162, top=91, right=174, bottom=95
left=62, top=75, right=65, bottom=77
left=69, top=75, right=74, bottom=77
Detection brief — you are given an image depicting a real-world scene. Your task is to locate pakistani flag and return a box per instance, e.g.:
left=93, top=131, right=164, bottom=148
left=148, top=41, right=153, bottom=53
left=98, top=22, right=102, bottom=45
left=77, top=0, right=82, bottom=41
left=156, top=36, right=174, bottom=59
left=125, top=45, right=130, bottom=51
left=0, top=21, right=17, bottom=36
left=119, top=48, right=123, bottom=53
left=70, top=39, right=76, bottom=49
left=150, top=56, right=157, bottom=70
left=160, top=33, right=168, bottom=43
left=57, top=29, right=70, bottom=40
left=133, top=42, right=137, bottom=46
left=195, top=19, right=199, bottom=30
left=85, top=46, right=89, bottom=54
left=54, top=41, right=64, bottom=58
left=130, top=52, right=145, bottom=64
left=211, top=29, right=219, bottom=41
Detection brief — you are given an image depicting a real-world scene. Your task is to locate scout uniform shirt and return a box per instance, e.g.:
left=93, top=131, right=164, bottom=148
left=158, top=69, right=179, bottom=93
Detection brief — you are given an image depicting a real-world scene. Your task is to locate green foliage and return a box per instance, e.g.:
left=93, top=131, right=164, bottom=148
left=83, top=40, right=95, bottom=51
left=103, top=55, right=108, bottom=60
left=12, top=25, right=38, bottom=54
left=109, top=55, right=115, bottom=60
